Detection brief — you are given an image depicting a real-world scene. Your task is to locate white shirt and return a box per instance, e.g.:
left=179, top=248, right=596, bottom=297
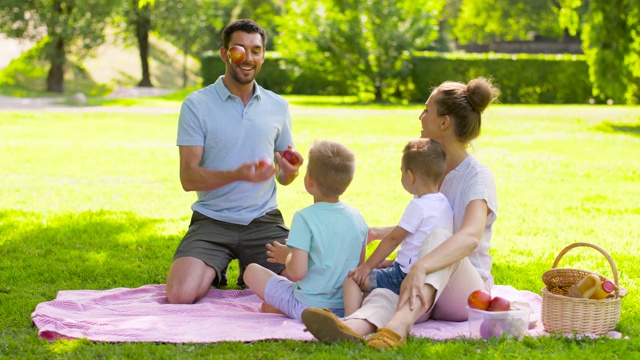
left=440, top=155, right=498, bottom=287
left=396, top=192, right=454, bottom=273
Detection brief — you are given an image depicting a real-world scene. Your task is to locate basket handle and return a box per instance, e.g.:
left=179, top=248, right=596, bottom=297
left=551, top=242, right=619, bottom=286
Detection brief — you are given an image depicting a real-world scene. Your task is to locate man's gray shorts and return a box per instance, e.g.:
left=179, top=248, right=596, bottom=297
left=173, top=210, right=289, bottom=287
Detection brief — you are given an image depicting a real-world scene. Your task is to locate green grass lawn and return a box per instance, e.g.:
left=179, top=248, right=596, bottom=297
left=1, top=100, right=639, bottom=359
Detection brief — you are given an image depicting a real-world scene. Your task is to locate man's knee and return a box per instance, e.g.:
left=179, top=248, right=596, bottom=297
left=165, top=283, right=198, bottom=304
left=165, top=258, right=216, bottom=304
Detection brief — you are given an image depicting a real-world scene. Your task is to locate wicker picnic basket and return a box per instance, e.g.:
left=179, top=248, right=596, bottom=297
left=541, top=242, right=627, bottom=335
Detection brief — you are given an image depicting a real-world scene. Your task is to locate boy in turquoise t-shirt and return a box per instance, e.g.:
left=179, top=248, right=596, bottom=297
left=243, top=140, right=368, bottom=320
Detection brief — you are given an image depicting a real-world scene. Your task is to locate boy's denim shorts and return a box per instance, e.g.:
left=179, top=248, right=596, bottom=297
left=369, top=261, right=406, bottom=295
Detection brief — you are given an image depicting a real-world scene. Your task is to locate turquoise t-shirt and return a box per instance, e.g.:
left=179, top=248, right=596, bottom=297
left=176, top=76, right=294, bottom=225
left=286, top=202, right=368, bottom=309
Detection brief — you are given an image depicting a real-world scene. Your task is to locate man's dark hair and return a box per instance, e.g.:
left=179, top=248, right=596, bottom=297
left=222, top=19, right=267, bottom=49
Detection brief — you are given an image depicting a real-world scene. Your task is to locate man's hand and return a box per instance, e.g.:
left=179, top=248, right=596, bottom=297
left=237, top=161, right=277, bottom=183
left=266, top=241, right=290, bottom=265
left=274, top=150, right=303, bottom=185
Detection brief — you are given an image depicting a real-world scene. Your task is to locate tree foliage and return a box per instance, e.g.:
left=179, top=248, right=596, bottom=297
left=0, top=0, right=116, bottom=93
left=580, top=0, right=640, bottom=102
left=1, top=0, right=639, bottom=104
left=452, top=0, right=576, bottom=44
left=276, top=0, right=443, bottom=102
left=152, top=0, right=284, bottom=87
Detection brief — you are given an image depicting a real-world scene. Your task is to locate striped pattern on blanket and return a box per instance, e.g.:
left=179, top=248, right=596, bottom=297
left=31, top=285, right=546, bottom=343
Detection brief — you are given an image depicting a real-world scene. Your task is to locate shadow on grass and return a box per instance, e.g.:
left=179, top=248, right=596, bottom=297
left=0, top=210, right=243, bottom=301
left=0, top=210, right=243, bottom=356
left=594, top=121, right=640, bottom=138
left=0, top=210, right=168, bottom=296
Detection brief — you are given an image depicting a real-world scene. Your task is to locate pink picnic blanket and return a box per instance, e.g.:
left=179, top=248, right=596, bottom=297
left=32, top=285, right=544, bottom=343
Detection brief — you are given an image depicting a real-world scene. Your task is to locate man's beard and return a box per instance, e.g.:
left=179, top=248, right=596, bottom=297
left=230, top=66, right=255, bottom=85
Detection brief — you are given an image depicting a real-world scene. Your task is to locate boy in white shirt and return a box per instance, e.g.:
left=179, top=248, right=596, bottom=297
left=343, top=138, right=453, bottom=315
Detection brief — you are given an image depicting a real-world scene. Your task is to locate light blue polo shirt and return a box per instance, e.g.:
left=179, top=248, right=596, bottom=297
left=177, top=76, right=294, bottom=225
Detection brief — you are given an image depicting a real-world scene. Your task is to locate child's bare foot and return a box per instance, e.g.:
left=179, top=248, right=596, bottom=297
left=261, top=302, right=285, bottom=315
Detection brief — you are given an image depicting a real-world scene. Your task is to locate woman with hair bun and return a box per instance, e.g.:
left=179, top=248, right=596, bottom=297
left=301, top=77, right=500, bottom=349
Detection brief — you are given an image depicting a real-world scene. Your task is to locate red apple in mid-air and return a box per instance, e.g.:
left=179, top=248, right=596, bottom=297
left=282, top=146, right=299, bottom=165
left=467, top=290, right=492, bottom=311
left=228, top=45, right=246, bottom=64
left=488, top=296, right=511, bottom=311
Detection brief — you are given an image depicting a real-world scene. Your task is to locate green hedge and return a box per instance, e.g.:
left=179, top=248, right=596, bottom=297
left=201, top=52, right=593, bottom=104
left=409, top=52, right=592, bottom=104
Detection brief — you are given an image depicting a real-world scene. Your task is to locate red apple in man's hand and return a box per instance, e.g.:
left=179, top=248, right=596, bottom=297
left=256, top=158, right=272, bottom=170
left=467, top=289, right=492, bottom=311
left=282, top=146, right=299, bottom=165
left=488, top=296, right=511, bottom=311
left=228, top=45, right=246, bottom=64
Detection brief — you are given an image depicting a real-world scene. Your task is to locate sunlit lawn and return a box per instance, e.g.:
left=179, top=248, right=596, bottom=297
left=1, top=100, right=639, bottom=358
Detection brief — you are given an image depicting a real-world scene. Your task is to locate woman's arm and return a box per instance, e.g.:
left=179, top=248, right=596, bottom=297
left=397, top=199, right=489, bottom=310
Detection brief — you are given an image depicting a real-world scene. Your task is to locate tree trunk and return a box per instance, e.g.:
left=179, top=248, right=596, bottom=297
left=47, top=0, right=67, bottom=93
left=136, top=4, right=153, bottom=87
left=374, top=76, right=383, bottom=102
left=182, top=50, right=188, bottom=88
left=46, top=36, right=65, bottom=93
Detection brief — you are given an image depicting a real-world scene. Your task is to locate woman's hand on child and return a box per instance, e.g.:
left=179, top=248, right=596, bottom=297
left=397, top=264, right=431, bottom=312
left=266, top=241, right=290, bottom=265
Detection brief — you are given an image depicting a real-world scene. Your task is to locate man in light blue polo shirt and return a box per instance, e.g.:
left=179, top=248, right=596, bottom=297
left=166, top=19, right=303, bottom=304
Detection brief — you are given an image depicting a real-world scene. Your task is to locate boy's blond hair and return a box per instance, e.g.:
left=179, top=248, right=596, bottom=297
left=306, top=140, right=356, bottom=197
left=402, top=138, right=446, bottom=185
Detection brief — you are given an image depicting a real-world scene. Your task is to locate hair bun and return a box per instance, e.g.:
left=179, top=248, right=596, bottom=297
left=465, top=78, right=499, bottom=114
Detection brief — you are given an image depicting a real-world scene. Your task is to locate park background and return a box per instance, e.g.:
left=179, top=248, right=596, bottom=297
left=1, top=0, right=639, bottom=359
left=1, top=0, right=639, bottom=105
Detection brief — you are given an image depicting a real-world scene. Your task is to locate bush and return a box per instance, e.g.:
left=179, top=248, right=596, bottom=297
left=201, top=52, right=594, bottom=104
left=409, top=52, right=593, bottom=104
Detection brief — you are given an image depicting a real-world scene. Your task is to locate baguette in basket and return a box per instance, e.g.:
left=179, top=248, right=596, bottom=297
left=541, top=242, right=627, bottom=335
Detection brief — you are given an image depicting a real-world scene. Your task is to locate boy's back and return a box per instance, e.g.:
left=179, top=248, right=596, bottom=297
left=288, top=202, right=368, bottom=309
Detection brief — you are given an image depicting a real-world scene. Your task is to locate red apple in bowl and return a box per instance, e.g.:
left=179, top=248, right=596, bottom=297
left=282, top=146, right=299, bottom=165
left=467, top=290, right=492, bottom=311
left=488, top=296, right=511, bottom=312
left=228, top=45, right=246, bottom=64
